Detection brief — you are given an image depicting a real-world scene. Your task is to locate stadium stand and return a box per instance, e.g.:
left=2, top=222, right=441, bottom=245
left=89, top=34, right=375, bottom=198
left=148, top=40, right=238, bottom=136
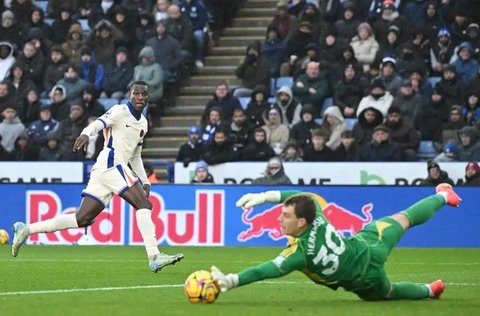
left=417, top=141, right=439, bottom=161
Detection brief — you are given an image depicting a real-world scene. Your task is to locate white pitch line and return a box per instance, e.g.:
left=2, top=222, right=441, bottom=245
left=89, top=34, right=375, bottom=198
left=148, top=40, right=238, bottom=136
left=0, top=259, right=479, bottom=266
left=0, top=284, right=183, bottom=297
left=1, top=281, right=479, bottom=297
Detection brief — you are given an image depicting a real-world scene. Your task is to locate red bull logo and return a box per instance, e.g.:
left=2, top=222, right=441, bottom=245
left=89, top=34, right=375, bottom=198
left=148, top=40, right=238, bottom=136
left=26, top=190, right=225, bottom=246
left=237, top=193, right=373, bottom=242
left=237, top=204, right=284, bottom=242
left=323, top=202, right=373, bottom=236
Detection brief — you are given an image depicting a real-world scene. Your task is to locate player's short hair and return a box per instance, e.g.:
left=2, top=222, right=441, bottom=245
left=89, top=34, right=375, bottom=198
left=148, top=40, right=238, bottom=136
left=284, top=195, right=316, bottom=225
left=130, top=80, right=149, bottom=90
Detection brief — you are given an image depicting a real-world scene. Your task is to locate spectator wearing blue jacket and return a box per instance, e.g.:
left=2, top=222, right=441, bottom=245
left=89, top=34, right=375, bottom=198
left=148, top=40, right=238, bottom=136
left=179, top=0, right=209, bottom=68
left=102, top=46, right=134, bottom=99
left=79, top=47, right=104, bottom=93
left=26, top=104, right=58, bottom=145
left=260, top=26, right=285, bottom=77
left=453, top=42, right=479, bottom=86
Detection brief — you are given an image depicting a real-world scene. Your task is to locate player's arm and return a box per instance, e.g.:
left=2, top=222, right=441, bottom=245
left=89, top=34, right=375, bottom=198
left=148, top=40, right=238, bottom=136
left=74, top=106, right=120, bottom=152
left=129, top=144, right=150, bottom=196
left=236, top=190, right=303, bottom=208
left=212, top=247, right=305, bottom=292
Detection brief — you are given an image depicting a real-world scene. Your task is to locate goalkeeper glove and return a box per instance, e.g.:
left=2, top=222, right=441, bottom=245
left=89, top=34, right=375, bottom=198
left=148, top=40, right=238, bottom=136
left=211, top=266, right=238, bottom=292
left=235, top=191, right=281, bottom=208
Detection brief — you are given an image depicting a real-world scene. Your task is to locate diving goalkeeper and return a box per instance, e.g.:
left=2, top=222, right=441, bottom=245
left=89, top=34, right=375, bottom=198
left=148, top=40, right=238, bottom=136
left=211, top=184, right=461, bottom=300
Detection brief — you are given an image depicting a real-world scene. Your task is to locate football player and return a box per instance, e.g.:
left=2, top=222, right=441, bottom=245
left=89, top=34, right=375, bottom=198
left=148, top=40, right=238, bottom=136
left=11, top=81, right=183, bottom=272
left=211, top=184, right=461, bottom=300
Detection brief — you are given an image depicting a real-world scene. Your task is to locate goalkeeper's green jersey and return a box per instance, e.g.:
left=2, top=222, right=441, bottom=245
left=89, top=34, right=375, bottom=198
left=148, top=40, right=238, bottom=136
left=238, top=190, right=373, bottom=293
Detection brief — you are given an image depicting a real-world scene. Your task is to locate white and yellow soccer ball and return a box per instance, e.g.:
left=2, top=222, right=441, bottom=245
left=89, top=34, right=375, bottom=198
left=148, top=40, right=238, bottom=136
left=184, top=270, right=220, bottom=304
left=0, top=229, right=9, bottom=245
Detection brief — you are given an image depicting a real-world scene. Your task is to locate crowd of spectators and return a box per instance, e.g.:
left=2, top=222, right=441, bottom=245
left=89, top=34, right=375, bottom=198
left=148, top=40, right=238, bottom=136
left=0, top=0, right=242, bottom=161
left=176, top=0, right=480, bottom=173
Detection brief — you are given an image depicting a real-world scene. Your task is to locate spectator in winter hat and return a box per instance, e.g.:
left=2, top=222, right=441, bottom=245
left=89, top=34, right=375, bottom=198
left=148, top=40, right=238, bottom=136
left=434, top=142, right=458, bottom=162
left=453, top=42, right=479, bottom=85
left=457, top=126, right=480, bottom=161
left=420, top=160, right=454, bottom=186
left=191, top=160, right=215, bottom=184
left=176, top=125, right=205, bottom=167
left=463, top=161, right=480, bottom=186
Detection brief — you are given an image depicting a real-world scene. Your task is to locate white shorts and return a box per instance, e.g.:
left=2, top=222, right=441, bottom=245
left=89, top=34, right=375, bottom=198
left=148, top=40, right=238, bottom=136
left=82, top=163, right=140, bottom=206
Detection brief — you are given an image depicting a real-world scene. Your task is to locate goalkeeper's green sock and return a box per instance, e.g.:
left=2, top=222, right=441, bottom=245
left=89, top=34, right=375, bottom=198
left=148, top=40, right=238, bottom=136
left=389, top=282, right=430, bottom=300
left=400, top=195, right=445, bottom=228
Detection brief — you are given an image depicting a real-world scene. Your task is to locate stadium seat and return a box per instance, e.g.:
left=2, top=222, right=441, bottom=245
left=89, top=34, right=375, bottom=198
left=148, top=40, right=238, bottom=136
left=314, top=118, right=323, bottom=125
left=321, top=98, right=333, bottom=115
left=98, top=98, right=119, bottom=111
left=427, top=76, right=441, bottom=88
left=119, top=98, right=129, bottom=105
left=344, top=118, right=357, bottom=130
left=417, top=141, right=438, bottom=161
left=238, top=97, right=250, bottom=110
left=36, top=1, right=48, bottom=13
left=267, top=97, right=276, bottom=104
left=275, top=76, right=293, bottom=91
left=44, top=18, right=54, bottom=26
left=78, top=19, right=91, bottom=35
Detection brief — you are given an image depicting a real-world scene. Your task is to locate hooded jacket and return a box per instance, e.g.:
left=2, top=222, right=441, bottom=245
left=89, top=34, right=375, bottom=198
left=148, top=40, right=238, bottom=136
left=458, top=126, right=480, bottom=161
left=322, top=106, right=347, bottom=150
left=289, top=104, right=320, bottom=149
left=253, top=157, right=292, bottom=185
left=80, top=51, right=104, bottom=91
left=245, top=85, right=270, bottom=127
left=131, top=46, right=164, bottom=103
left=61, top=23, right=87, bottom=64
left=235, top=42, right=271, bottom=90
left=0, top=116, right=25, bottom=152
left=356, top=90, right=393, bottom=118
left=350, top=25, right=380, bottom=71
left=0, top=41, right=15, bottom=81
left=272, top=86, right=302, bottom=127
left=352, top=106, right=384, bottom=146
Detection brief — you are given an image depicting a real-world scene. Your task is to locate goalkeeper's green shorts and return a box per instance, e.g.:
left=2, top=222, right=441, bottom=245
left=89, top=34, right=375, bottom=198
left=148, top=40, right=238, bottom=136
left=349, top=217, right=405, bottom=301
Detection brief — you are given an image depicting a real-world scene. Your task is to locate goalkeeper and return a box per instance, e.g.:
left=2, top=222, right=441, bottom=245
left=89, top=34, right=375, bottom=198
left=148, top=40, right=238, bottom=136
left=211, top=183, right=461, bottom=300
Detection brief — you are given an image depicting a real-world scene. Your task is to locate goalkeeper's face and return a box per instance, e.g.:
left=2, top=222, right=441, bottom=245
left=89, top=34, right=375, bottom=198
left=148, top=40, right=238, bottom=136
left=280, top=205, right=308, bottom=237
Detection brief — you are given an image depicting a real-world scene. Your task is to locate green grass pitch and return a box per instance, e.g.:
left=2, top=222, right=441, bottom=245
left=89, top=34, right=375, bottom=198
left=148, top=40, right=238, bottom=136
left=1, top=246, right=479, bottom=316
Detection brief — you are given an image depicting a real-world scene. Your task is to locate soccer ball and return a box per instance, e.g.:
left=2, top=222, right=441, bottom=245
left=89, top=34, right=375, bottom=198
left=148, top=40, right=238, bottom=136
left=0, top=229, right=9, bottom=245
left=184, top=270, right=220, bottom=304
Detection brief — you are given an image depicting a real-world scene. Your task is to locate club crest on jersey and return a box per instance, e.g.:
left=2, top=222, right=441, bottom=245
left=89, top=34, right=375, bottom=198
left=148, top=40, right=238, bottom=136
left=140, top=129, right=144, bottom=138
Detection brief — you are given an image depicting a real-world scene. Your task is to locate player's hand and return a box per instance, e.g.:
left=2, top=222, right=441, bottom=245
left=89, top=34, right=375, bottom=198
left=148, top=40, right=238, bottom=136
left=211, top=266, right=238, bottom=292
left=236, top=191, right=281, bottom=208
left=73, top=134, right=89, bottom=152
left=143, top=183, right=150, bottom=197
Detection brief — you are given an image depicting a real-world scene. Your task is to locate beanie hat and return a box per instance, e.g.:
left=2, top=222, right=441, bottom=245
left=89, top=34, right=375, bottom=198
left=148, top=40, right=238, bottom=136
left=370, top=77, right=385, bottom=90
left=437, top=27, right=451, bottom=38
left=373, top=124, right=389, bottom=133
left=195, top=161, right=209, bottom=172
left=444, top=143, right=458, bottom=154
left=80, top=47, right=92, bottom=56
left=387, top=25, right=400, bottom=36
left=382, top=0, right=396, bottom=10
left=382, top=56, right=396, bottom=66
left=387, top=105, right=401, bottom=115
left=427, top=160, right=440, bottom=171
left=188, top=125, right=201, bottom=136
left=466, top=161, right=480, bottom=172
